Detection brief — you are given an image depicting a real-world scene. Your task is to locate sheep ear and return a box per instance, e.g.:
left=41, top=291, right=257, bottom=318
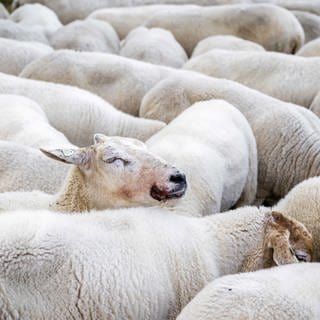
left=40, top=148, right=90, bottom=167
left=93, top=133, right=108, bottom=144
left=271, top=211, right=292, bottom=228
left=267, top=223, right=297, bottom=266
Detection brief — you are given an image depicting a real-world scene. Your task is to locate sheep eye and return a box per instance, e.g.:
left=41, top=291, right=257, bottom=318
left=104, top=157, right=130, bottom=165
left=295, top=251, right=308, bottom=262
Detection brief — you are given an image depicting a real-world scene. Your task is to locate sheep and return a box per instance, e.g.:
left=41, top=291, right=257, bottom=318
left=0, top=19, right=49, bottom=44
left=0, top=133, right=187, bottom=212
left=0, top=205, right=312, bottom=319
left=0, top=72, right=165, bottom=146
left=297, top=38, right=320, bottom=57
left=89, top=5, right=197, bottom=39
left=0, top=3, right=8, bottom=19
left=120, top=27, right=188, bottom=68
left=177, top=263, right=320, bottom=320
left=9, top=3, right=62, bottom=37
left=184, top=50, right=320, bottom=109
left=292, top=11, right=320, bottom=43
left=0, top=141, right=68, bottom=194
left=140, top=73, right=320, bottom=203
left=20, top=50, right=177, bottom=116
left=274, top=177, right=320, bottom=261
left=146, top=100, right=257, bottom=216
left=0, top=38, right=52, bottom=76
left=144, top=4, right=304, bottom=55
left=191, top=35, right=265, bottom=57
left=0, top=95, right=75, bottom=149
left=50, top=19, right=120, bottom=53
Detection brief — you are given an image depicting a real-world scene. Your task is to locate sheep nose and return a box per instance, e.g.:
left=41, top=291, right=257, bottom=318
left=169, top=172, right=186, bottom=185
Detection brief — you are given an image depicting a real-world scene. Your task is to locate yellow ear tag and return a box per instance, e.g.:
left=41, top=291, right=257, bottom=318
left=62, top=149, right=74, bottom=157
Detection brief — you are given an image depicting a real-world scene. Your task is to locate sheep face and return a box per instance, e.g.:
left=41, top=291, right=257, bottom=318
left=263, top=211, right=313, bottom=267
left=41, top=134, right=187, bottom=209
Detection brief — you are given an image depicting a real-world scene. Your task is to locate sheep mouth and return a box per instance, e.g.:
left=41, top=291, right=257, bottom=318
left=150, top=183, right=187, bottom=202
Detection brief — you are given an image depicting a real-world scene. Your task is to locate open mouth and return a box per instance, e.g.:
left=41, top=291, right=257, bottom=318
left=150, top=183, right=187, bottom=202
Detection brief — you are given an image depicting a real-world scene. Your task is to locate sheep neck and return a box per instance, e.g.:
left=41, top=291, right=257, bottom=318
left=51, top=167, right=91, bottom=213
left=206, top=207, right=272, bottom=276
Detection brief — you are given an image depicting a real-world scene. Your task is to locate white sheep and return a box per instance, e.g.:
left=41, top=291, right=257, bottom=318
left=144, top=4, right=304, bottom=55
left=0, top=72, right=165, bottom=146
left=0, top=205, right=312, bottom=319
left=297, top=38, right=320, bottom=57
left=0, top=134, right=187, bottom=212
left=0, top=38, right=52, bottom=76
left=0, top=19, right=49, bottom=44
left=274, top=177, right=320, bottom=261
left=0, top=95, right=74, bottom=149
left=9, top=3, right=62, bottom=37
left=177, top=263, right=320, bottom=320
left=0, top=3, right=8, bottom=19
left=146, top=100, right=257, bottom=216
left=50, top=19, right=120, bottom=53
left=292, top=10, right=320, bottom=43
left=20, top=50, right=177, bottom=116
left=191, top=35, right=265, bottom=57
left=140, top=73, right=320, bottom=203
left=120, top=27, right=188, bottom=68
left=89, top=5, right=197, bottom=39
left=0, top=140, right=68, bottom=194
left=184, top=49, right=320, bottom=109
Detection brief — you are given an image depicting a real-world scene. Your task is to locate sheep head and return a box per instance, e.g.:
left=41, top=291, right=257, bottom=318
left=263, top=211, right=313, bottom=268
left=40, top=133, right=187, bottom=209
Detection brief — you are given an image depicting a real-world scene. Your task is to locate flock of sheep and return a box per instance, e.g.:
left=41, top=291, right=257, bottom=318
left=0, top=0, right=319, bottom=319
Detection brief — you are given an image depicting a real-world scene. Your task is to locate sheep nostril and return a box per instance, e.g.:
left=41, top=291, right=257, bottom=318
left=169, top=172, right=186, bottom=184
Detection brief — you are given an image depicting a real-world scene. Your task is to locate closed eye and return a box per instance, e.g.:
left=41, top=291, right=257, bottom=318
left=104, top=157, right=130, bottom=165
left=294, top=251, right=309, bottom=262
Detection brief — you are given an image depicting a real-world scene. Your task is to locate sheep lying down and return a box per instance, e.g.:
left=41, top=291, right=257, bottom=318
left=0, top=134, right=187, bottom=212
left=0, top=206, right=312, bottom=319
left=177, top=263, right=320, bottom=320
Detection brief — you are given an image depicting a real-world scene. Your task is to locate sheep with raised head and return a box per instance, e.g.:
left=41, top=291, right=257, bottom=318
left=140, top=73, right=320, bottom=203
left=0, top=205, right=312, bottom=319
left=0, top=141, right=68, bottom=194
left=177, top=263, right=320, bottom=320
left=20, top=50, right=177, bottom=116
left=0, top=72, right=165, bottom=146
left=292, top=10, right=320, bottom=43
left=146, top=100, right=257, bottom=216
left=184, top=50, right=320, bottom=109
left=191, top=35, right=265, bottom=57
left=0, top=134, right=187, bottom=212
left=144, top=4, right=304, bottom=55
left=9, top=3, right=62, bottom=37
left=50, top=19, right=120, bottom=53
left=120, top=27, right=188, bottom=68
left=0, top=38, right=52, bottom=76
left=297, top=38, right=320, bottom=57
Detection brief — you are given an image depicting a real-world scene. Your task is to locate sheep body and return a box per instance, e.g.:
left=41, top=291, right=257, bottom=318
left=140, top=73, right=320, bottom=203
left=50, top=19, right=120, bottom=53
left=0, top=38, right=52, bottom=76
left=192, top=35, right=265, bottom=57
left=120, top=27, right=187, bottom=68
left=184, top=50, right=320, bottom=109
left=0, top=141, right=68, bottom=193
left=144, top=4, right=304, bottom=55
left=0, top=205, right=310, bottom=319
left=177, top=263, right=320, bottom=320
left=292, top=10, right=320, bottom=43
left=297, top=38, right=320, bottom=57
left=0, top=72, right=165, bottom=146
left=147, top=100, right=257, bottom=215
left=9, top=3, right=62, bottom=37
left=20, top=50, right=176, bottom=116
